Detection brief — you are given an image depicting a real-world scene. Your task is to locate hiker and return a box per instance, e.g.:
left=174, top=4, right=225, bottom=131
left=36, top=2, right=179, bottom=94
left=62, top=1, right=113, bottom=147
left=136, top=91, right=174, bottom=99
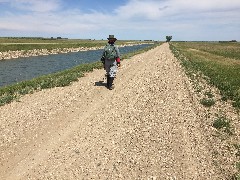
left=101, top=35, right=121, bottom=90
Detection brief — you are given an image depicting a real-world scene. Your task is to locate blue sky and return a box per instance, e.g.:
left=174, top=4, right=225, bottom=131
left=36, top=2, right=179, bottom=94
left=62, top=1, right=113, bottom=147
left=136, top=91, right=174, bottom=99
left=0, top=0, right=239, bottom=41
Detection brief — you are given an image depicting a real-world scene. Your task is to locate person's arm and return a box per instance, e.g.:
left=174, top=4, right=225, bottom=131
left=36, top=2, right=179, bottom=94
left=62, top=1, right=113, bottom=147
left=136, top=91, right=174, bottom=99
left=115, top=45, right=121, bottom=67
left=101, top=46, right=107, bottom=65
left=116, top=57, right=120, bottom=62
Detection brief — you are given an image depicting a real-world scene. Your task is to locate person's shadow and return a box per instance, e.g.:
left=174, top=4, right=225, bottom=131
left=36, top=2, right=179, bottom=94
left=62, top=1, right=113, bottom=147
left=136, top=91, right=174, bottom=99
left=94, top=80, right=106, bottom=87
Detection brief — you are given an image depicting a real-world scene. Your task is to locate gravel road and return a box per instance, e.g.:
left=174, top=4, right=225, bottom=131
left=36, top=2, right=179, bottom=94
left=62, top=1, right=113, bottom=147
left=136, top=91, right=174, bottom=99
left=0, top=43, right=226, bottom=179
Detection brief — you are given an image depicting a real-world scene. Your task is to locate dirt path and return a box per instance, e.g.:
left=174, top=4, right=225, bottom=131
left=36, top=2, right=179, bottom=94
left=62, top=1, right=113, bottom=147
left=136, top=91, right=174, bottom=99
left=0, top=43, right=223, bottom=179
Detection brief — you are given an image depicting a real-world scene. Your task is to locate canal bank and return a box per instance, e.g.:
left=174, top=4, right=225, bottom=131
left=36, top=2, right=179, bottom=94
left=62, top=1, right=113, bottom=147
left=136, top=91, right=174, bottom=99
left=0, top=43, right=156, bottom=88
left=0, top=43, right=151, bottom=60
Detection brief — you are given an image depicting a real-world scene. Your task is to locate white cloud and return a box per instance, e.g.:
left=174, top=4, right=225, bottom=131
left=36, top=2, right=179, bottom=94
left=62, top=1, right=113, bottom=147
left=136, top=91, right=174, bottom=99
left=114, top=0, right=168, bottom=20
left=9, top=0, right=61, bottom=12
left=173, top=0, right=240, bottom=11
left=0, top=0, right=239, bottom=40
left=115, top=0, right=240, bottom=20
left=0, top=9, right=110, bottom=37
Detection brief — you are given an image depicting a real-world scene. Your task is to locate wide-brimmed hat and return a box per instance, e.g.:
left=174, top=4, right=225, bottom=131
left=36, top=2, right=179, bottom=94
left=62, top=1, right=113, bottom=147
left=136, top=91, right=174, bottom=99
left=107, top=35, right=117, bottom=40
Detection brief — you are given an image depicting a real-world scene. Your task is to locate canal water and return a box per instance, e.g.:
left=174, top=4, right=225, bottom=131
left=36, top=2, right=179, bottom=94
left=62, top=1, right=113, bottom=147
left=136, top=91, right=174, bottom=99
left=0, top=44, right=152, bottom=87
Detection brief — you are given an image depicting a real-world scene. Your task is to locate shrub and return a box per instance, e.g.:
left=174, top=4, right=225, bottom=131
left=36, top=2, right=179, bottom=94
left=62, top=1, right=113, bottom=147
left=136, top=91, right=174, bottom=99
left=200, top=98, right=215, bottom=107
left=213, top=115, right=232, bottom=134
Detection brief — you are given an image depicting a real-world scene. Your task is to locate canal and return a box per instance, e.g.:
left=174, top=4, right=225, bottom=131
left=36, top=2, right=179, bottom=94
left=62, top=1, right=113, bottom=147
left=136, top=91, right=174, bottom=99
left=0, top=44, right=152, bottom=87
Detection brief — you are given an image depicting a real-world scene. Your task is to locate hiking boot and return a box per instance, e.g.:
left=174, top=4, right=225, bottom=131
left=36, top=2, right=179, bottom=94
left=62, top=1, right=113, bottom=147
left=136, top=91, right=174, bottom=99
left=106, top=75, right=110, bottom=88
left=108, top=77, right=114, bottom=90
left=109, top=84, right=115, bottom=90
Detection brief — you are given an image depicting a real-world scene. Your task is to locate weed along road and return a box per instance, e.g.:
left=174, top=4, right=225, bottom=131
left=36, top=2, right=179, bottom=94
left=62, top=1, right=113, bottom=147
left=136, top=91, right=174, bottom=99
left=0, top=43, right=231, bottom=179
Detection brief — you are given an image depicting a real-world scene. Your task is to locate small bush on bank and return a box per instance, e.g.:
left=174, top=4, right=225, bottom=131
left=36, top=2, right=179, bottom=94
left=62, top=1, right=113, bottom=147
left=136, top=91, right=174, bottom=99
left=200, top=98, right=215, bottom=107
left=213, top=115, right=232, bottom=135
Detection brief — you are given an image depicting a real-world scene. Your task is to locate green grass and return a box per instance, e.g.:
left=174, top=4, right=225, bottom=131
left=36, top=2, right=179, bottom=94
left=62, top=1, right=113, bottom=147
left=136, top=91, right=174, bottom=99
left=0, top=61, right=102, bottom=106
left=0, top=39, right=103, bottom=51
left=170, top=42, right=240, bottom=108
left=232, top=173, right=240, bottom=180
left=233, top=144, right=240, bottom=157
left=200, top=97, right=215, bottom=107
left=233, top=162, right=240, bottom=180
left=0, top=42, right=160, bottom=106
left=237, top=162, right=240, bottom=168
left=174, top=42, right=240, bottom=60
left=212, top=115, right=232, bottom=135
left=170, top=41, right=240, bottom=180
left=0, top=37, right=147, bottom=52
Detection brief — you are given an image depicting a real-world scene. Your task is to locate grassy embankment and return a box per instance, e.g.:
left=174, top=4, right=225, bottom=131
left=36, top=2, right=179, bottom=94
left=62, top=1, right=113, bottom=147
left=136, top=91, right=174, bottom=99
left=170, top=42, right=240, bottom=109
left=0, top=39, right=160, bottom=106
left=0, top=37, right=144, bottom=51
left=170, top=42, right=240, bottom=179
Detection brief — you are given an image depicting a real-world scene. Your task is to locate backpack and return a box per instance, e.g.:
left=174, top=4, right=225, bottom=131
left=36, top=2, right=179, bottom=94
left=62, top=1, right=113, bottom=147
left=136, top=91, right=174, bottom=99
left=104, top=44, right=117, bottom=60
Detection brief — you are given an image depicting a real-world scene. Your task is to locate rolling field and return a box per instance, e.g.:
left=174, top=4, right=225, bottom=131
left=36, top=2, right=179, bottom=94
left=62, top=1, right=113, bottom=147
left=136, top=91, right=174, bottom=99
left=170, top=42, right=240, bottom=179
left=0, top=37, right=145, bottom=51
left=170, top=42, right=240, bottom=109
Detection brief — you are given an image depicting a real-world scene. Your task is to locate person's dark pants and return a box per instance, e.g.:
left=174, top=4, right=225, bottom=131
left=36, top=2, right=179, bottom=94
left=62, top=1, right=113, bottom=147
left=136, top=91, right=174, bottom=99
left=107, top=75, right=114, bottom=89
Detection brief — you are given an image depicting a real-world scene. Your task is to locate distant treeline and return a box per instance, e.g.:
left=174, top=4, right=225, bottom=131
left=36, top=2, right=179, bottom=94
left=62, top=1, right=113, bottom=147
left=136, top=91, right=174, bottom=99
left=0, top=37, right=44, bottom=39
left=0, top=37, right=69, bottom=40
